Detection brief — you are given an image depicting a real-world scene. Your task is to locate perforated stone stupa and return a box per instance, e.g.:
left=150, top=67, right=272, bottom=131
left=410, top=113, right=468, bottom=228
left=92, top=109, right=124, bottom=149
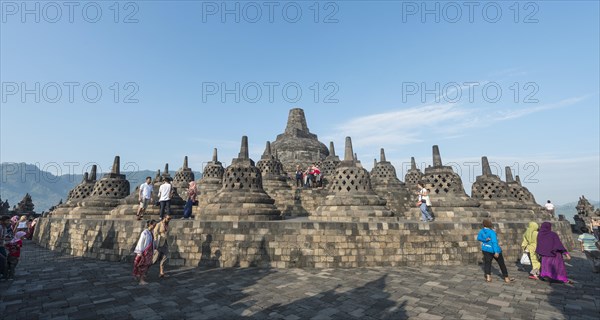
left=320, top=141, right=341, bottom=185
left=197, top=148, right=225, bottom=208
left=471, top=157, right=527, bottom=210
left=202, top=136, right=281, bottom=221
left=173, top=156, right=195, bottom=186
left=370, top=148, right=411, bottom=215
left=421, top=146, right=479, bottom=208
left=256, top=141, right=294, bottom=215
left=66, top=165, right=97, bottom=205
left=311, top=137, right=393, bottom=222
left=271, top=108, right=329, bottom=173
left=404, top=157, right=423, bottom=187
left=66, top=156, right=131, bottom=217
left=172, top=156, right=195, bottom=200
left=505, top=167, right=538, bottom=206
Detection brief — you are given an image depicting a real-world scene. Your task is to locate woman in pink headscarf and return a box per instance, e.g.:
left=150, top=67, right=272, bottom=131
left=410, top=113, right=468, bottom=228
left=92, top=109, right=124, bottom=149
left=536, top=221, right=573, bottom=284
left=182, top=181, right=197, bottom=220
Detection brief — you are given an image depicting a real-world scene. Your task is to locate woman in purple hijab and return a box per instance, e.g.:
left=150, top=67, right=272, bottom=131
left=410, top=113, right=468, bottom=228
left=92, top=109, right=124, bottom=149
left=536, top=222, right=572, bottom=283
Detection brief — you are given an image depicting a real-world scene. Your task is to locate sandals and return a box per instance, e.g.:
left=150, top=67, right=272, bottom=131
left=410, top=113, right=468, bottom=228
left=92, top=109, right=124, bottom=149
left=504, top=277, right=515, bottom=283
left=528, top=275, right=539, bottom=280
left=485, top=275, right=492, bottom=282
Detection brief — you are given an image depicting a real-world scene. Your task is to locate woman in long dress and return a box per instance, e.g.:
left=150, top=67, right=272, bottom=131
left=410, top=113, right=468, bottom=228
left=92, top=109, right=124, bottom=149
left=521, top=221, right=541, bottom=279
left=536, top=221, right=572, bottom=284
left=133, top=219, right=157, bottom=285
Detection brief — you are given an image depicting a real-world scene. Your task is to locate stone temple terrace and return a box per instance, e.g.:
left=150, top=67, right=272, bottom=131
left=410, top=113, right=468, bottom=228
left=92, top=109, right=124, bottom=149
left=36, top=108, right=573, bottom=268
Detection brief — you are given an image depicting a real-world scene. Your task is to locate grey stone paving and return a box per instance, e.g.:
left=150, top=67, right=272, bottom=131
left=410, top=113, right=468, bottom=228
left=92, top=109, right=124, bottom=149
left=0, top=241, right=598, bottom=320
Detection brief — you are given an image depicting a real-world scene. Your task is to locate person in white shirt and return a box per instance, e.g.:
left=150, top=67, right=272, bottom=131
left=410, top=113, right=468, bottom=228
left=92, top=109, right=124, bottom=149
left=157, top=178, right=173, bottom=220
left=136, top=177, right=153, bottom=220
left=544, top=200, right=555, bottom=216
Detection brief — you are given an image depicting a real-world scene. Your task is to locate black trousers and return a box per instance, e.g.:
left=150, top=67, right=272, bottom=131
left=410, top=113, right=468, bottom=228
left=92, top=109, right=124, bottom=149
left=483, top=251, right=508, bottom=278
left=159, top=200, right=171, bottom=219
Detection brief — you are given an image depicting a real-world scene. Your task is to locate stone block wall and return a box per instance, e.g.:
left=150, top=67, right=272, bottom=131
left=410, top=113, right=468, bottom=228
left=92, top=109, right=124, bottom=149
left=33, top=217, right=574, bottom=268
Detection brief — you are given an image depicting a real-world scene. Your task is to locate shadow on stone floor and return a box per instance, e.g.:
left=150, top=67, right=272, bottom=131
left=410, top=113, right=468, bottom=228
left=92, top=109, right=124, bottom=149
left=255, top=275, right=407, bottom=320
left=0, top=241, right=277, bottom=319
left=544, top=255, right=600, bottom=319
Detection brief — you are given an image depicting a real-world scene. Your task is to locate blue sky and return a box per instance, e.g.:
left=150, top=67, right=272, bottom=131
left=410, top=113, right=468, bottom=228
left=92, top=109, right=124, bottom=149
left=1, top=1, right=599, bottom=204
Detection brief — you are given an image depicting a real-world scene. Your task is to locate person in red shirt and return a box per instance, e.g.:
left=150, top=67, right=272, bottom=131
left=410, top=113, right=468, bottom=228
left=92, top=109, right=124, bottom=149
left=312, top=164, right=322, bottom=188
left=5, top=231, right=25, bottom=280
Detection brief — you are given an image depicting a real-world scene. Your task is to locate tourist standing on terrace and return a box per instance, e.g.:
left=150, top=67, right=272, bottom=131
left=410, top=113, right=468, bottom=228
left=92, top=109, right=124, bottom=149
left=521, top=222, right=541, bottom=279
left=536, top=222, right=573, bottom=284
left=182, top=181, right=197, bottom=220
left=133, top=219, right=157, bottom=285
left=544, top=200, right=555, bottom=216
left=157, top=178, right=173, bottom=220
left=477, top=219, right=514, bottom=283
left=153, top=214, right=171, bottom=278
left=137, top=177, right=153, bottom=220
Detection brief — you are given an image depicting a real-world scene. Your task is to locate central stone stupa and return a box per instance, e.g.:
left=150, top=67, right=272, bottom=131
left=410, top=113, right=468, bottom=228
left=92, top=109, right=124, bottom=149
left=271, top=108, right=329, bottom=173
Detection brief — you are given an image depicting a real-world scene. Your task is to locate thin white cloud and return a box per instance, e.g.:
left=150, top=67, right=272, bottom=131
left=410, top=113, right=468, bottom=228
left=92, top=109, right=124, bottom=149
left=325, top=95, right=589, bottom=148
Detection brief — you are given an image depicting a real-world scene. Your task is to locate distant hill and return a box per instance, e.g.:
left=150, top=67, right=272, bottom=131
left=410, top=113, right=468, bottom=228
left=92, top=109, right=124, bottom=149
left=0, top=163, right=201, bottom=212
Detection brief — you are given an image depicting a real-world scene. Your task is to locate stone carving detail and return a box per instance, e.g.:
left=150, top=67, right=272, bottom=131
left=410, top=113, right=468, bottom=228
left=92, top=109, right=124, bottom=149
left=574, top=195, right=600, bottom=232
left=576, top=195, right=598, bottom=217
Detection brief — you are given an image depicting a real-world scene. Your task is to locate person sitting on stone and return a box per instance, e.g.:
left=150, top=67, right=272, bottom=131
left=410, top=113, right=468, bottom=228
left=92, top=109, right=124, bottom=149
left=416, top=183, right=433, bottom=222
left=578, top=227, right=600, bottom=273
left=544, top=200, right=555, bottom=216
